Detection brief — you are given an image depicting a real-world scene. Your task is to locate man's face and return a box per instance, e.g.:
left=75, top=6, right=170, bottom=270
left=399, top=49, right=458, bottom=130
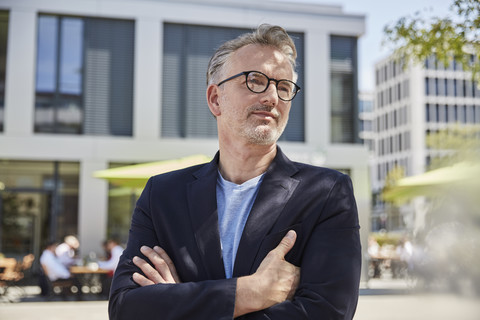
left=215, top=44, right=293, bottom=146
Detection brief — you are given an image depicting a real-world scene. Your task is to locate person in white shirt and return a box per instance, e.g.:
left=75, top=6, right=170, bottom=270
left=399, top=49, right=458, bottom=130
left=40, top=241, right=71, bottom=281
left=55, top=235, right=80, bottom=267
left=99, top=239, right=123, bottom=272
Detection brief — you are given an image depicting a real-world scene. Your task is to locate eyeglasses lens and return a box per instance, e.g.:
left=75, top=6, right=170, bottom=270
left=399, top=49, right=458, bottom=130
left=246, top=72, right=296, bottom=101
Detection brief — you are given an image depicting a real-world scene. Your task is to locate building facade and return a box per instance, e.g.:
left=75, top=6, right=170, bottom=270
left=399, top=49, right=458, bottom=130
left=368, top=54, right=480, bottom=231
left=0, top=0, right=370, bottom=271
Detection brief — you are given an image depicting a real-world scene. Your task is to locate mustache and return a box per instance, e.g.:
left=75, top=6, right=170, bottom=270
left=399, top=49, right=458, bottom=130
left=247, top=105, right=280, bottom=119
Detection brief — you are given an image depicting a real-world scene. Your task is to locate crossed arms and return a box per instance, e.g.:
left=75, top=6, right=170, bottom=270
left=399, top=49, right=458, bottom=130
left=133, top=230, right=300, bottom=318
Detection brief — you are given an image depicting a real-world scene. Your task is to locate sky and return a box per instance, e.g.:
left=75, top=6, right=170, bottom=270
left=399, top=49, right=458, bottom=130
left=278, top=0, right=455, bottom=92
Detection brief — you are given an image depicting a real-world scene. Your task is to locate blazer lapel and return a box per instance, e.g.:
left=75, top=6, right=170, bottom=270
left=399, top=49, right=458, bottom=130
left=187, top=154, right=226, bottom=280
left=232, top=148, right=299, bottom=277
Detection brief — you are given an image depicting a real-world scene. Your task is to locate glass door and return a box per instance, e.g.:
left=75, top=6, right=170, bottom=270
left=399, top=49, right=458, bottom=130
left=0, top=190, right=51, bottom=259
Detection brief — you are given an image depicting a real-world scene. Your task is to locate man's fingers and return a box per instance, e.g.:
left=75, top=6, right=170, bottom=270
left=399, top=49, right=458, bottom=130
left=132, top=256, right=165, bottom=284
left=139, top=246, right=179, bottom=284
left=132, top=272, right=155, bottom=287
left=287, top=266, right=301, bottom=300
left=153, top=246, right=180, bottom=283
left=274, top=230, right=297, bottom=258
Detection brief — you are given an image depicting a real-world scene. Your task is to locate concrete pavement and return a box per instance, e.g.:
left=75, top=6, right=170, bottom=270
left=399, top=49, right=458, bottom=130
left=1, top=279, right=479, bottom=320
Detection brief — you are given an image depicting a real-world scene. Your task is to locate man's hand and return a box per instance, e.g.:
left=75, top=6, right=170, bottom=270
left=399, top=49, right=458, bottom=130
left=234, top=230, right=301, bottom=317
left=132, top=246, right=181, bottom=286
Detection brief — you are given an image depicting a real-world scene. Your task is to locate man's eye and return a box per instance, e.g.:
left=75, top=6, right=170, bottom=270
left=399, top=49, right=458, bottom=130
left=248, top=77, right=265, bottom=86
left=278, top=82, right=293, bottom=92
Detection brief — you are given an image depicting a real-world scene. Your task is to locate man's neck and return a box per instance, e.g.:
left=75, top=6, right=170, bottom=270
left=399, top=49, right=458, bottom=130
left=218, top=143, right=277, bottom=185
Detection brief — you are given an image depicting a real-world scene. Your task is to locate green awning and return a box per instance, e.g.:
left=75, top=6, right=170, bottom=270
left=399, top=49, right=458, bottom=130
left=382, top=162, right=480, bottom=203
left=93, top=154, right=211, bottom=188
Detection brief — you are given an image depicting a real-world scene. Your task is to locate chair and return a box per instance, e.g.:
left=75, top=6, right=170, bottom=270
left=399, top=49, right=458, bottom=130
left=0, top=257, right=25, bottom=296
left=39, top=264, right=79, bottom=299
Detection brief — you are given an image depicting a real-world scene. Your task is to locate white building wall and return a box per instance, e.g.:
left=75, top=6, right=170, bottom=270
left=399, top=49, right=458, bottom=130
left=409, top=65, right=427, bottom=176
left=4, top=8, right=37, bottom=137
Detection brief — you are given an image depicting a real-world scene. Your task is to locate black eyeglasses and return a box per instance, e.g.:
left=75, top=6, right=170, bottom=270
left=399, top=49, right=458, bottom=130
left=217, top=70, right=301, bottom=101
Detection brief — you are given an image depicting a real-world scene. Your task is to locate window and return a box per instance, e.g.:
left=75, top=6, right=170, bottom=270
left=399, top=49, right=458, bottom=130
left=447, top=78, right=454, bottom=96
left=0, top=160, right=79, bottom=257
left=35, top=15, right=134, bottom=135
left=161, top=23, right=305, bottom=141
left=439, top=104, right=447, bottom=122
left=0, top=11, right=8, bottom=132
left=464, top=80, right=472, bottom=97
left=330, top=35, right=358, bottom=143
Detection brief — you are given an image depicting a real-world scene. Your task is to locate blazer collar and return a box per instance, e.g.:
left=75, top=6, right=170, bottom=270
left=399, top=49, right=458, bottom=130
left=232, top=147, right=300, bottom=276
left=187, top=147, right=300, bottom=279
left=187, top=153, right=225, bottom=279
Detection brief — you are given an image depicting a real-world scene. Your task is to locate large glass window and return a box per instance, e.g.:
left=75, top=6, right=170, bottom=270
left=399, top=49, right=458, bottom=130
left=0, top=160, right=79, bottom=259
left=105, top=162, right=138, bottom=245
left=0, top=11, right=8, bottom=132
left=161, top=23, right=305, bottom=142
left=330, top=35, right=358, bottom=143
left=35, top=15, right=134, bottom=135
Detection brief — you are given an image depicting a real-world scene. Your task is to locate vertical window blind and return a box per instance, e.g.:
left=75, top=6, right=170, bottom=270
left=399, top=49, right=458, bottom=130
left=330, top=35, right=358, bottom=143
left=35, top=15, right=134, bottom=136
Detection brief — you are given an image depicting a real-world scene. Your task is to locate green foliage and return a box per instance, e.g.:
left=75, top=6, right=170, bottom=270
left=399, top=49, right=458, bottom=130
left=384, top=165, right=405, bottom=189
left=383, top=0, right=480, bottom=83
left=370, top=232, right=403, bottom=247
left=426, top=126, right=480, bottom=169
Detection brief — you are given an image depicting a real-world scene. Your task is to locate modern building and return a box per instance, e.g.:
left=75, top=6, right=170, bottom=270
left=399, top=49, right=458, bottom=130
left=368, top=53, right=480, bottom=231
left=0, top=0, right=370, bottom=275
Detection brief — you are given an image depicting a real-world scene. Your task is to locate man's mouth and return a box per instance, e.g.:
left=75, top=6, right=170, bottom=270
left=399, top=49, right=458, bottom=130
left=249, top=107, right=279, bottom=121
left=251, top=111, right=276, bottom=120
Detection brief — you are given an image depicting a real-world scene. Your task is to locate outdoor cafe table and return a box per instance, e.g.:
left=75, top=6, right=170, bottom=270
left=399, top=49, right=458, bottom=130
left=70, top=265, right=110, bottom=295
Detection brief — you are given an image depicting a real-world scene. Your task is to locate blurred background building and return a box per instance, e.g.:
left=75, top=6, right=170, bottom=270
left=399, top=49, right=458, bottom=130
left=362, top=53, right=480, bottom=233
left=0, top=0, right=370, bottom=279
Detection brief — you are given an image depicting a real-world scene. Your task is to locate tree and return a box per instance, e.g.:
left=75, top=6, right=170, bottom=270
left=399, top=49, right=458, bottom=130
left=426, top=126, right=480, bottom=170
left=383, top=0, right=480, bottom=84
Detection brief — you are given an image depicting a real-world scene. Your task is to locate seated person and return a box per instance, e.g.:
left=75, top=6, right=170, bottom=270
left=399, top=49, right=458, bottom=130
left=99, top=239, right=124, bottom=296
left=40, top=241, right=71, bottom=281
left=98, top=239, right=123, bottom=272
left=39, top=241, right=74, bottom=296
left=55, top=235, right=80, bottom=267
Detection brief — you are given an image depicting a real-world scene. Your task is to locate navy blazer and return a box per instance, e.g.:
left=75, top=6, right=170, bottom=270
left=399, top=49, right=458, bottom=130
left=109, top=148, right=361, bottom=320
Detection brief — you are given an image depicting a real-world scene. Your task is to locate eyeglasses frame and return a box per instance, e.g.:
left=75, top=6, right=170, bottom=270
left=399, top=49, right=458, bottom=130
left=216, top=70, right=301, bottom=101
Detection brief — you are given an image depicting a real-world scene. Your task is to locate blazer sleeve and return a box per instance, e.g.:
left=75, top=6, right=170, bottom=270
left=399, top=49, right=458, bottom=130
left=239, top=173, right=362, bottom=320
left=108, top=178, right=237, bottom=320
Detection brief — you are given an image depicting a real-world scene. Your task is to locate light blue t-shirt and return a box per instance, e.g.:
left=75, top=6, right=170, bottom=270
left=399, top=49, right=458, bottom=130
left=216, top=171, right=264, bottom=278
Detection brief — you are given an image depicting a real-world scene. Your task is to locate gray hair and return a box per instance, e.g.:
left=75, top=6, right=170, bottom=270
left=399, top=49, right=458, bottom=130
left=206, top=24, right=297, bottom=86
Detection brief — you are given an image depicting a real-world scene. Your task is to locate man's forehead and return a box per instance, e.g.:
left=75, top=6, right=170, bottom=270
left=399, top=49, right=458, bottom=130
left=229, top=44, right=293, bottom=76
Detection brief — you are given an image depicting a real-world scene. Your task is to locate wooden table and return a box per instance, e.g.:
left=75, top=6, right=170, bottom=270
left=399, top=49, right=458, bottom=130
left=70, top=265, right=110, bottom=274
left=70, top=265, right=110, bottom=295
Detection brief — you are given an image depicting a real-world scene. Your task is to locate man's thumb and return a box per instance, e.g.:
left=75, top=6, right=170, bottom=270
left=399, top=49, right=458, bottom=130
left=276, top=230, right=296, bottom=257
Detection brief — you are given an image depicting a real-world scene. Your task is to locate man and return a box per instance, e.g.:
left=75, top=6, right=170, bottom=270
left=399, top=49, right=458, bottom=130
left=109, top=24, right=361, bottom=319
left=40, top=241, right=71, bottom=282
left=99, top=239, right=124, bottom=272
left=55, top=235, right=80, bottom=267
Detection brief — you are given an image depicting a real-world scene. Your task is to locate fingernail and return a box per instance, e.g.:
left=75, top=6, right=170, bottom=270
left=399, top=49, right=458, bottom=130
left=133, top=256, right=139, bottom=262
left=286, top=230, right=295, bottom=239
left=140, top=246, right=148, bottom=252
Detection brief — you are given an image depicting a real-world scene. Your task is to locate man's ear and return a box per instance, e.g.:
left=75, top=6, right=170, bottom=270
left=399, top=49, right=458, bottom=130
left=206, top=84, right=222, bottom=117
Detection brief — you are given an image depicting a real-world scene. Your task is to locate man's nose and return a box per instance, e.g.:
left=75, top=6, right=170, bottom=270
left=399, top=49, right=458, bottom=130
left=260, top=81, right=279, bottom=106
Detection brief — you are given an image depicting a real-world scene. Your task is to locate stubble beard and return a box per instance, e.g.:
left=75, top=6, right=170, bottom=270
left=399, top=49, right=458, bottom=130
left=240, top=106, right=288, bottom=145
